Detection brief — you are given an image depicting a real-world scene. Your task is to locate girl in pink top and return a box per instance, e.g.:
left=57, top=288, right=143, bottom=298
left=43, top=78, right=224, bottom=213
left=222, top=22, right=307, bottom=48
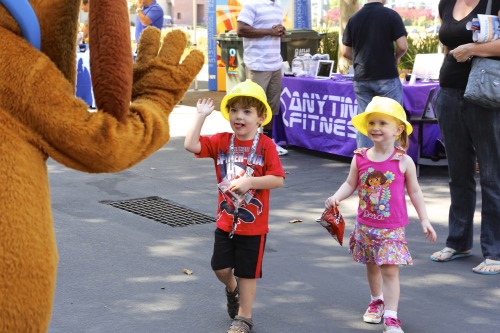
left=325, top=97, right=437, bottom=333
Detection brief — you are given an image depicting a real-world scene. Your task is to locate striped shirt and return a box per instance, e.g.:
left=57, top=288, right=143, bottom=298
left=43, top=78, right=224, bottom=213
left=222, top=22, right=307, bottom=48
left=237, top=0, right=283, bottom=71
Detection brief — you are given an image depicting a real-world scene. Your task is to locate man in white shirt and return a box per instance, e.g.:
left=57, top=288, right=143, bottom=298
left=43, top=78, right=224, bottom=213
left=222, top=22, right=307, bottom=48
left=237, top=0, right=288, bottom=156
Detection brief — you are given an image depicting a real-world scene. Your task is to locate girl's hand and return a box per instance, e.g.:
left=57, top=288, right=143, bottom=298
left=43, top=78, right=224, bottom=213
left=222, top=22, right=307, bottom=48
left=197, top=98, right=215, bottom=117
left=421, top=220, right=437, bottom=243
left=325, top=196, right=340, bottom=209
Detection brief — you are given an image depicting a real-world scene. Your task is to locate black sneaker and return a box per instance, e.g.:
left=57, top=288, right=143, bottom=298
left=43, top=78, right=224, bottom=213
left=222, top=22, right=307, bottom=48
left=225, top=286, right=239, bottom=319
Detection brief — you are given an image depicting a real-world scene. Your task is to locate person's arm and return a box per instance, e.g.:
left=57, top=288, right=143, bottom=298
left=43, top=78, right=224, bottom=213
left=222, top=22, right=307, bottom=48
left=230, top=175, right=284, bottom=195
left=449, top=39, right=500, bottom=62
left=236, top=21, right=285, bottom=38
left=394, top=35, right=408, bottom=65
left=184, top=98, right=214, bottom=154
left=402, top=156, right=437, bottom=242
left=342, top=45, right=353, bottom=60
left=325, top=157, right=358, bottom=209
left=82, top=21, right=89, bottom=42
left=137, top=7, right=153, bottom=26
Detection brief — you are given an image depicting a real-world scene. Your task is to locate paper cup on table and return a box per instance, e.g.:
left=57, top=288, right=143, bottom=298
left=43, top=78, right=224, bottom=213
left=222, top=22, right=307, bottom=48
left=409, top=74, right=417, bottom=85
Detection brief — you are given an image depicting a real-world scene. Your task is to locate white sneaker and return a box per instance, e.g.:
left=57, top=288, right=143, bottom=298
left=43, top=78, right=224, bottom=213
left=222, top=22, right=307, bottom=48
left=383, top=317, right=404, bottom=332
left=276, top=144, right=288, bottom=156
left=363, top=299, right=384, bottom=324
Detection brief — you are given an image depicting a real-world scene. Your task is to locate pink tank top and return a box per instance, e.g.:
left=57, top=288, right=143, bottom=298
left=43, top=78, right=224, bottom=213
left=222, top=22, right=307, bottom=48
left=355, top=147, right=408, bottom=229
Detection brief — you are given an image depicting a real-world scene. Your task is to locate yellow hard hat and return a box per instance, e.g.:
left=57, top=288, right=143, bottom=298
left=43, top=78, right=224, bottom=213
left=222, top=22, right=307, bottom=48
left=220, top=79, right=273, bottom=126
left=351, top=96, right=413, bottom=135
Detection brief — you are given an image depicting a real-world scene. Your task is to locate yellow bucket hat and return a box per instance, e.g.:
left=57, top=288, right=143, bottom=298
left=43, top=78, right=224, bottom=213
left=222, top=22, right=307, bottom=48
left=220, top=79, right=273, bottom=126
left=351, top=96, right=413, bottom=136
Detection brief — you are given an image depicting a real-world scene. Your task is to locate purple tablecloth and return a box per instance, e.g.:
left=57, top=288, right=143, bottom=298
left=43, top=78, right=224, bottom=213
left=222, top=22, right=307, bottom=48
left=275, top=76, right=441, bottom=161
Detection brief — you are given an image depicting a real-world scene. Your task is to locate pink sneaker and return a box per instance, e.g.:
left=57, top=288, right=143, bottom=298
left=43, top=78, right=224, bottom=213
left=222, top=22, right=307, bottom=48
left=363, top=299, right=384, bottom=324
left=384, top=317, right=404, bottom=333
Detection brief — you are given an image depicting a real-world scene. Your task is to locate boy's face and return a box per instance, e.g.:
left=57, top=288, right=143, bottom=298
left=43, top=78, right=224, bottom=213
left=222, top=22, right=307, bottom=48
left=228, top=103, right=265, bottom=141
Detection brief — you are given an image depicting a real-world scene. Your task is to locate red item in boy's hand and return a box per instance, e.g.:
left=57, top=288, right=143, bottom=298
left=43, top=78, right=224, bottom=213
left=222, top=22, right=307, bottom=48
left=316, top=206, right=345, bottom=246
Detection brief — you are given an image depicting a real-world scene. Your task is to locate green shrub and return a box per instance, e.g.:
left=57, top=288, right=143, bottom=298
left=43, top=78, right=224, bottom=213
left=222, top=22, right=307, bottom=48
left=317, top=29, right=339, bottom=73
left=398, top=34, right=440, bottom=71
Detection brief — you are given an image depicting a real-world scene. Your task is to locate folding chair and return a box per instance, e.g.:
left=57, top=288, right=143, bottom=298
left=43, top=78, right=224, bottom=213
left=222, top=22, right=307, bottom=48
left=410, top=87, right=448, bottom=176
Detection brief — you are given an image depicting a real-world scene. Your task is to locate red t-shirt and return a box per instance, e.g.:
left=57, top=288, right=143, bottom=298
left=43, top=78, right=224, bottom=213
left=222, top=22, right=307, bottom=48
left=196, top=133, right=285, bottom=235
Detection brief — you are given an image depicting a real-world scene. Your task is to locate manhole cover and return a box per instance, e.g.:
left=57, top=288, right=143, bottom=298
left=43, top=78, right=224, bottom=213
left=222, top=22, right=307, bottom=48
left=100, top=196, right=215, bottom=227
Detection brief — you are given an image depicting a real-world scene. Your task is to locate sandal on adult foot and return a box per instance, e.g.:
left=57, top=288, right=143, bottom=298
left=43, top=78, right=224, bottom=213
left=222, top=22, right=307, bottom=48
left=472, top=259, right=500, bottom=275
left=430, top=248, right=471, bottom=262
left=227, top=315, right=253, bottom=333
left=226, top=286, right=240, bottom=319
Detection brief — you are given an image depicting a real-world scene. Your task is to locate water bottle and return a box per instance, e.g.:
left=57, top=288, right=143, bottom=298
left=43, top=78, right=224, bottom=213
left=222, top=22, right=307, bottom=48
left=291, top=56, right=304, bottom=77
left=302, top=53, right=314, bottom=77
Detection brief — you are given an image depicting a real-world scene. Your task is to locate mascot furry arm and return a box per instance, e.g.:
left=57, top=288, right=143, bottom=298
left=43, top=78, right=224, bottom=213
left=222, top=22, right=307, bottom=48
left=0, top=0, right=204, bottom=331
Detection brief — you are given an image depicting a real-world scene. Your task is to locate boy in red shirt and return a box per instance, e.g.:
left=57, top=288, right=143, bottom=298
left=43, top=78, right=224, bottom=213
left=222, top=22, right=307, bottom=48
left=184, top=79, right=285, bottom=333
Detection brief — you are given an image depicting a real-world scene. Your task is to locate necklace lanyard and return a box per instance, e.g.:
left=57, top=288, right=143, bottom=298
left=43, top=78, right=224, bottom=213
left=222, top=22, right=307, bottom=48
left=228, top=132, right=260, bottom=238
left=228, top=132, right=260, bottom=178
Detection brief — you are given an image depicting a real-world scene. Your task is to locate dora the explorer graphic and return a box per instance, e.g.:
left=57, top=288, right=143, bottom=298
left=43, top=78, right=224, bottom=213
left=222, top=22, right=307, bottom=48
left=359, top=168, right=395, bottom=216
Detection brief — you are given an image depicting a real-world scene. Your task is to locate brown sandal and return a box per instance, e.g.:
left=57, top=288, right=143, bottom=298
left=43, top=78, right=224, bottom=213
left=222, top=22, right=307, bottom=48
left=227, top=316, right=253, bottom=333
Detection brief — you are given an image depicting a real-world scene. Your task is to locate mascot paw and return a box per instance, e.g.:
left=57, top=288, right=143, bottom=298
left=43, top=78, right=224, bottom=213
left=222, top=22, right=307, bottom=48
left=132, top=28, right=204, bottom=110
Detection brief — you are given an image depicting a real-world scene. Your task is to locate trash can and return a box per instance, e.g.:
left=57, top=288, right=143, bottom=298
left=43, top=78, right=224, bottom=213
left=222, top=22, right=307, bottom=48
left=214, top=31, right=246, bottom=92
left=281, top=29, right=323, bottom=67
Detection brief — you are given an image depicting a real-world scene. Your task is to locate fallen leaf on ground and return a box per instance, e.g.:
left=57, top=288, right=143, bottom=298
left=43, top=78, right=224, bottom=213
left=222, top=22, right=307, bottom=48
left=183, top=268, right=193, bottom=275
left=289, top=219, right=303, bottom=223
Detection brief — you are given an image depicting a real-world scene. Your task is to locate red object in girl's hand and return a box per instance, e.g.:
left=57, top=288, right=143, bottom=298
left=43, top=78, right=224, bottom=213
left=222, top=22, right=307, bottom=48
left=316, top=206, right=345, bottom=246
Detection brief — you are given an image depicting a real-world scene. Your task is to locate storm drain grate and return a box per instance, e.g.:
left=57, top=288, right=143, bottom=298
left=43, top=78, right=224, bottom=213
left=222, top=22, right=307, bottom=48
left=100, top=196, right=215, bottom=227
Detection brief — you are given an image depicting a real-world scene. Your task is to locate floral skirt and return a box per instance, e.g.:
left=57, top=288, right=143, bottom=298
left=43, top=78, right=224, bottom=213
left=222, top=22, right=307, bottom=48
left=349, top=222, right=413, bottom=266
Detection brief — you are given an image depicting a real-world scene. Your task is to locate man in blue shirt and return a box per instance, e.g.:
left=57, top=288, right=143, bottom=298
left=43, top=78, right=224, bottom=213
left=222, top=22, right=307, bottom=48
left=135, top=0, right=164, bottom=44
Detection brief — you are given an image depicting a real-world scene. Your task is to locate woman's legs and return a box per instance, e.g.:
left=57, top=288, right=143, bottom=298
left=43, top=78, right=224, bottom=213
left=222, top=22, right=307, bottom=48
left=434, top=88, right=500, bottom=266
left=465, top=100, right=500, bottom=262
left=435, top=88, right=476, bottom=252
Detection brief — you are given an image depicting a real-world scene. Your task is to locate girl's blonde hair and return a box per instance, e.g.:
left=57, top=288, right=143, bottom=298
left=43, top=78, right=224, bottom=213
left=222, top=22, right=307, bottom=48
left=396, top=119, right=409, bottom=150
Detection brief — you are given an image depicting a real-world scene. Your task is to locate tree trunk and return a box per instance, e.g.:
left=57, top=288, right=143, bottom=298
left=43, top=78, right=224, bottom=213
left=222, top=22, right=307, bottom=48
left=338, top=0, right=358, bottom=73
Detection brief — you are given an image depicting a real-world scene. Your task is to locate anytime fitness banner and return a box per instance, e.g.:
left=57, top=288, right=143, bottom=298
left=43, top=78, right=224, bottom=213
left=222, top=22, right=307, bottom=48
left=278, top=77, right=358, bottom=157
left=276, top=77, right=442, bottom=160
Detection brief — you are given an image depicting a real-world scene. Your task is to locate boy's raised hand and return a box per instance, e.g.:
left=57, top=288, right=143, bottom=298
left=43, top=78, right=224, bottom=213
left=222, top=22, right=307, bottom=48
left=197, top=98, right=215, bottom=117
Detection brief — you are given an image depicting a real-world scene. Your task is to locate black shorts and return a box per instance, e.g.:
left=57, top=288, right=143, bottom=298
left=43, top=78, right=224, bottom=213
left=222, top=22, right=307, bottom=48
left=211, top=228, right=267, bottom=279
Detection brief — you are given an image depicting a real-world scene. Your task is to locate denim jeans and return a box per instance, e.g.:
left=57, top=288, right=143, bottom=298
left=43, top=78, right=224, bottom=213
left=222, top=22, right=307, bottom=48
left=353, top=78, right=403, bottom=148
left=435, top=88, right=500, bottom=260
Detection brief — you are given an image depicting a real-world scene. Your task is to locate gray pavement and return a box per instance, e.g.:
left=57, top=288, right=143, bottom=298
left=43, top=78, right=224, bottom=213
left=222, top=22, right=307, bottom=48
left=48, top=98, right=499, bottom=332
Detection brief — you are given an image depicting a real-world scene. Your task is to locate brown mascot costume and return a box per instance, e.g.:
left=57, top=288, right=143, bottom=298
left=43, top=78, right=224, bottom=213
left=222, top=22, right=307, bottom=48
left=0, top=0, right=204, bottom=331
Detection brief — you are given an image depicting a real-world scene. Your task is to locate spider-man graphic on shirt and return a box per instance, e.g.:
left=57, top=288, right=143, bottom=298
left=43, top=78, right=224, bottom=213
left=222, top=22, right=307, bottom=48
left=196, top=132, right=285, bottom=236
